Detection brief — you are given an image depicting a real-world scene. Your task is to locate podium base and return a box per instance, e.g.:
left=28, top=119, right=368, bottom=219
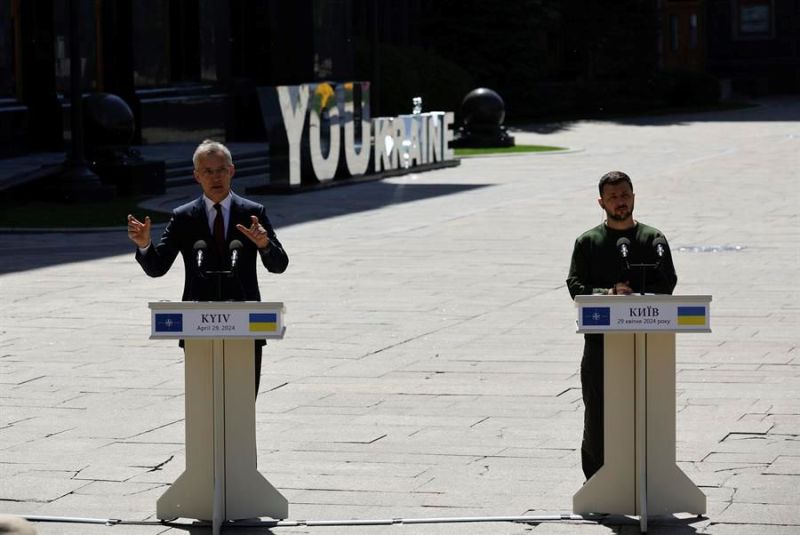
left=573, top=333, right=705, bottom=521
left=157, top=468, right=288, bottom=521
left=156, top=338, right=288, bottom=523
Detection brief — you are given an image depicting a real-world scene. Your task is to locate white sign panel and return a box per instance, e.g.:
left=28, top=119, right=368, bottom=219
left=576, top=295, right=711, bottom=333
left=149, top=302, right=285, bottom=339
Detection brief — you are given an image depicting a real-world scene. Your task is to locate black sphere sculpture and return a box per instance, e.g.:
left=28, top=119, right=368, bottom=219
left=81, top=93, right=165, bottom=197
left=83, top=93, right=136, bottom=162
left=453, top=88, right=515, bottom=148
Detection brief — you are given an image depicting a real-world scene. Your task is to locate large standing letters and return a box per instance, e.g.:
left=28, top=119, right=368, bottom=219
left=308, top=83, right=340, bottom=182
left=275, top=85, right=309, bottom=187
left=259, top=82, right=455, bottom=186
left=341, top=82, right=371, bottom=177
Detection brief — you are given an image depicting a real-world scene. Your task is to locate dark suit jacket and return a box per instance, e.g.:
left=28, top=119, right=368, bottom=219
left=135, top=193, right=288, bottom=303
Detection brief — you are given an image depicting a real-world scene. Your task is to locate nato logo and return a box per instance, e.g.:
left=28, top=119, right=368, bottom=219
left=582, top=307, right=610, bottom=326
left=155, top=313, right=183, bottom=332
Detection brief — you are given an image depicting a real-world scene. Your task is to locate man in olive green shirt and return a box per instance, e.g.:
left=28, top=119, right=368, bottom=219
left=567, top=171, right=677, bottom=480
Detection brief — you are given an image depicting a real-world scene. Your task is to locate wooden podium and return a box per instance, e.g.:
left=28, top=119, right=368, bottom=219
left=149, top=301, right=288, bottom=534
left=572, top=295, right=710, bottom=533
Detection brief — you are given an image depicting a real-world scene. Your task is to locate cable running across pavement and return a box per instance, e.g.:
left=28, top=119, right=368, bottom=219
left=18, top=512, right=599, bottom=528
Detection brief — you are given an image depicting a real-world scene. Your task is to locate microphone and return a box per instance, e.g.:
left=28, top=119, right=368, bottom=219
left=616, top=237, right=630, bottom=260
left=653, top=236, right=667, bottom=259
left=616, top=237, right=631, bottom=271
left=229, top=240, right=244, bottom=273
left=193, top=240, right=208, bottom=273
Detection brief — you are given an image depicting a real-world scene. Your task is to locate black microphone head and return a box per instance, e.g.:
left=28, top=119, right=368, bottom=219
left=616, top=237, right=630, bottom=259
left=653, top=236, right=667, bottom=260
left=228, top=240, right=244, bottom=276
left=194, top=240, right=208, bottom=277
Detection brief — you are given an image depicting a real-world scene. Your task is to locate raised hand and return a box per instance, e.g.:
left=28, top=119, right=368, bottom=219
left=127, top=214, right=152, bottom=249
left=236, top=215, right=270, bottom=249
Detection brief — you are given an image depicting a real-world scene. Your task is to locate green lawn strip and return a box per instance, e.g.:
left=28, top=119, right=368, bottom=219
left=455, top=144, right=565, bottom=157
left=0, top=196, right=171, bottom=229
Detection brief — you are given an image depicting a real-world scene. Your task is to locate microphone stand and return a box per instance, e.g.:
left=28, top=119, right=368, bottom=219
left=203, top=269, right=235, bottom=301
left=628, top=262, right=658, bottom=295
left=199, top=244, right=242, bottom=301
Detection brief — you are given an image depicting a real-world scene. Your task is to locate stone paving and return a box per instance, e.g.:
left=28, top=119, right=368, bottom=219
left=1, top=96, right=799, bottom=534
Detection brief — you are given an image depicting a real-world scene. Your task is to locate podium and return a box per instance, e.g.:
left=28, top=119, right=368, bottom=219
left=148, top=301, right=288, bottom=533
left=572, top=295, right=710, bottom=533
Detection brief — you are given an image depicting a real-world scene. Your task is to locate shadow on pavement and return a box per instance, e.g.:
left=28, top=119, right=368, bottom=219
left=165, top=523, right=277, bottom=535
left=263, top=180, right=491, bottom=229
left=602, top=514, right=704, bottom=534
left=0, top=181, right=491, bottom=276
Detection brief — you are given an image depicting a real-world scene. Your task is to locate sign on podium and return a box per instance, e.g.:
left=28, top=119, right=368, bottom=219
left=150, top=301, right=286, bottom=339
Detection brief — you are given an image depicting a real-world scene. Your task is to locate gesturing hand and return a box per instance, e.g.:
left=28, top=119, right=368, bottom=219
left=236, top=215, right=270, bottom=249
left=127, top=214, right=151, bottom=249
left=609, top=281, right=633, bottom=295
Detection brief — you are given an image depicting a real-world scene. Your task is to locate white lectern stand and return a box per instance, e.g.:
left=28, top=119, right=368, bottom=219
left=572, top=295, right=710, bottom=533
left=149, top=301, right=288, bottom=534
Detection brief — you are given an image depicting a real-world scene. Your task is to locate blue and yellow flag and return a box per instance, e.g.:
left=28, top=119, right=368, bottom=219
left=677, top=306, right=706, bottom=325
left=249, top=313, right=278, bottom=332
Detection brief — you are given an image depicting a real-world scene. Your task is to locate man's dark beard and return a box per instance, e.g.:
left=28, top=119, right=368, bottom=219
left=606, top=207, right=632, bottom=221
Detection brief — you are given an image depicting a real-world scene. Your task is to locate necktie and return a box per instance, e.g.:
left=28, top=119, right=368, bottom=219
left=213, top=203, right=225, bottom=254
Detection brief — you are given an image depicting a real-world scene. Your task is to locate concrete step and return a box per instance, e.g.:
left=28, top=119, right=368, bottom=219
left=165, top=151, right=270, bottom=187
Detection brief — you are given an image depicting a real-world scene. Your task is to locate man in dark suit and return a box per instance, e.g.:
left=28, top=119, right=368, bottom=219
left=127, top=139, right=288, bottom=394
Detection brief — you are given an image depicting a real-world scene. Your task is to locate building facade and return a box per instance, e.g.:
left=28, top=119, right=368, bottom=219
left=0, top=0, right=404, bottom=157
left=0, top=0, right=797, bottom=159
left=660, top=0, right=799, bottom=93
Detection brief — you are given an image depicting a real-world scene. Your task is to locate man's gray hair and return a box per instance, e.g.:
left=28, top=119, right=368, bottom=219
left=192, top=139, right=233, bottom=168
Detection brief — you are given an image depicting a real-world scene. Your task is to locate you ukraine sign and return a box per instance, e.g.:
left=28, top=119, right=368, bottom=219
left=257, top=81, right=457, bottom=188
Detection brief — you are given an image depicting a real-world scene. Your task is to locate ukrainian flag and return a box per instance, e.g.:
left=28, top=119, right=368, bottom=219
left=677, top=306, right=706, bottom=326
left=249, top=313, right=278, bottom=332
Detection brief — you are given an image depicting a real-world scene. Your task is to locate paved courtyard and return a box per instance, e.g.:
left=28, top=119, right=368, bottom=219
left=1, top=97, right=799, bottom=534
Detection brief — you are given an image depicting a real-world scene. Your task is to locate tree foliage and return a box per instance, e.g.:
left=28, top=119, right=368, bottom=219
left=360, top=1, right=716, bottom=120
left=418, top=0, right=561, bottom=117
left=416, top=0, right=665, bottom=118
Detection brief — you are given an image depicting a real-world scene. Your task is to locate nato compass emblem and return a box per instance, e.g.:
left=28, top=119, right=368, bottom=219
left=155, top=313, right=183, bottom=332
left=582, top=307, right=610, bottom=326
